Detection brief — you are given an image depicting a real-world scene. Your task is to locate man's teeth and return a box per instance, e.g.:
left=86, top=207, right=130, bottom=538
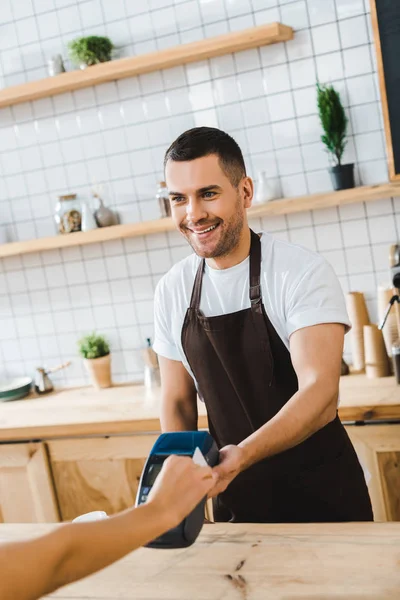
left=198, top=224, right=217, bottom=234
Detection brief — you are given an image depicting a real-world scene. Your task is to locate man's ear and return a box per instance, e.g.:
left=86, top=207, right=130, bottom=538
left=242, top=176, right=253, bottom=209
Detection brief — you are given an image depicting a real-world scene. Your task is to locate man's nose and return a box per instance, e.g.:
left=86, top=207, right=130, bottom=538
left=186, top=198, right=207, bottom=223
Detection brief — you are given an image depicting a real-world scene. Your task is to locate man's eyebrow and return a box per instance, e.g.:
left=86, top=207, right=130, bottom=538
left=169, top=185, right=222, bottom=196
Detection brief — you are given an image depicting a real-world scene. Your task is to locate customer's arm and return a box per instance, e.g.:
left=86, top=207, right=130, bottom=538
left=159, top=356, right=198, bottom=431
left=0, top=456, right=215, bottom=600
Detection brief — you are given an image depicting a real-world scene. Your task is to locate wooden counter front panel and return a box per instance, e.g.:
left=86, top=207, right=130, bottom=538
left=346, top=424, right=400, bottom=522
left=47, top=435, right=157, bottom=521
left=0, top=443, right=59, bottom=523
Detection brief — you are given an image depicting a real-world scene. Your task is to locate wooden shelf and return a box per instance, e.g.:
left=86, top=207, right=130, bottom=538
left=0, top=23, right=293, bottom=108
left=1, top=182, right=399, bottom=259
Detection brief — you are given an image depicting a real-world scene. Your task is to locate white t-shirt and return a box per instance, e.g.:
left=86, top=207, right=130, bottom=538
left=153, top=232, right=351, bottom=383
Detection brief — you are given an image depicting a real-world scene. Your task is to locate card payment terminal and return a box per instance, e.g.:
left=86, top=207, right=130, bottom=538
left=135, top=431, right=219, bottom=549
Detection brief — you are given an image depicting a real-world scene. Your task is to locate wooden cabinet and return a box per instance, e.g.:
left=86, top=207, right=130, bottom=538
left=0, top=443, right=59, bottom=523
left=346, top=424, right=400, bottom=522
left=46, top=435, right=157, bottom=521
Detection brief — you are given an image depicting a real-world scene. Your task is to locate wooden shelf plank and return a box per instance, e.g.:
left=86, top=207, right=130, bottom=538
left=0, top=182, right=398, bottom=259
left=0, top=23, right=293, bottom=108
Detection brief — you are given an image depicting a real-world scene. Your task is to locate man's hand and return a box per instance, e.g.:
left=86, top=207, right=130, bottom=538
left=208, top=445, right=246, bottom=498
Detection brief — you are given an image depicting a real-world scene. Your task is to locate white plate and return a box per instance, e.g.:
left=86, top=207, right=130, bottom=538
left=0, top=377, right=32, bottom=393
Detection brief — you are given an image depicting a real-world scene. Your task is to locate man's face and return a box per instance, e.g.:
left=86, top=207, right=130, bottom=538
left=165, top=154, right=252, bottom=259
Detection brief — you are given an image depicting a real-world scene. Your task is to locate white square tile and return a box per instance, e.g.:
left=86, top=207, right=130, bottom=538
left=301, top=141, right=328, bottom=171
left=345, top=245, right=373, bottom=274
left=77, top=108, right=102, bottom=135
left=242, top=98, right=269, bottom=128
left=350, top=103, right=382, bottom=135
left=66, top=162, right=88, bottom=187
left=105, top=255, right=129, bottom=280
left=312, top=23, right=340, bottom=55
left=267, top=92, right=295, bottom=122
left=228, top=14, right=254, bottom=32
left=5, top=270, right=27, bottom=294
left=126, top=251, right=151, bottom=277
left=93, top=305, right=116, bottom=329
left=336, top=0, right=364, bottom=19
left=144, top=93, right=169, bottom=120
left=213, top=76, right=240, bottom=106
left=306, top=169, right=332, bottom=194
left=64, top=262, right=87, bottom=286
left=107, top=153, right=131, bottom=180
left=130, top=149, right=154, bottom=177
left=341, top=218, right=369, bottom=247
left=349, top=273, right=376, bottom=299
left=308, top=0, right=335, bottom=25
left=41, top=141, right=63, bottom=167
left=25, top=171, right=47, bottom=194
left=16, top=222, right=37, bottom=242
left=315, top=222, right=342, bottom=251
left=148, top=248, right=172, bottom=274
left=316, top=52, right=344, bottom=83
left=372, top=243, right=392, bottom=272
left=254, top=7, right=280, bottom=26
left=368, top=214, right=397, bottom=244
left=289, top=58, right=316, bottom=89
left=293, top=86, right=317, bottom=117
left=261, top=214, right=287, bottom=233
left=25, top=266, right=47, bottom=291
left=339, top=201, right=365, bottom=221
left=339, top=15, right=368, bottom=49
left=263, top=64, right=290, bottom=95
left=297, top=114, right=321, bottom=145
left=210, top=56, right=235, bottom=80
left=237, top=70, right=265, bottom=100
left=217, top=103, right=244, bottom=131
left=320, top=249, right=347, bottom=275
left=135, top=300, right=154, bottom=324
left=286, top=29, right=313, bottom=61
left=58, top=5, right=81, bottom=35
left=115, top=302, right=137, bottom=327
left=280, top=173, right=307, bottom=197
left=99, top=103, right=124, bottom=130
left=354, top=131, right=385, bottom=162
left=2, top=150, right=22, bottom=176
left=15, top=315, right=36, bottom=337
left=346, top=75, right=377, bottom=106
left=89, top=281, right=112, bottom=305
left=366, top=198, right=393, bottom=217
left=287, top=210, right=313, bottom=229
left=37, top=10, right=60, bottom=39
left=280, top=1, right=309, bottom=30
left=16, top=17, right=39, bottom=44
left=246, top=124, right=272, bottom=153
left=79, top=0, right=104, bottom=27
left=85, top=258, right=108, bottom=283
left=343, top=46, right=372, bottom=78
left=35, top=117, right=58, bottom=143
left=235, top=48, right=260, bottom=73
left=225, top=0, right=252, bottom=18
left=289, top=226, right=317, bottom=250
left=176, top=0, right=201, bottom=30
left=276, top=147, right=303, bottom=176
left=271, top=119, right=299, bottom=149
left=204, top=21, right=229, bottom=37
left=110, top=279, right=133, bottom=303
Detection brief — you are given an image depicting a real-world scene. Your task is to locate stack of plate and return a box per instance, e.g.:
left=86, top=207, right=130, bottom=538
left=0, top=377, right=32, bottom=402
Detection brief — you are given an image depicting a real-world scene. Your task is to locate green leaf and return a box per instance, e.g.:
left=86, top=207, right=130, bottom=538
left=77, top=332, right=110, bottom=359
left=316, top=82, right=348, bottom=166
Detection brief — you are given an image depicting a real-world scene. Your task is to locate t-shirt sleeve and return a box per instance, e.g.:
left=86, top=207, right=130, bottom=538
left=285, top=256, right=351, bottom=338
left=153, top=277, right=181, bottom=361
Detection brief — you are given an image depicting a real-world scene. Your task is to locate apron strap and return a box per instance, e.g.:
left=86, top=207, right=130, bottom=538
left=249, top=230, right=262, bottom=311
left=189, top=258, right=205, bottom=309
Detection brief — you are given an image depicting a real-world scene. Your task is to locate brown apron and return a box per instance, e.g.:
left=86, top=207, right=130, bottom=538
left=181, top=229, right=373, bottom=523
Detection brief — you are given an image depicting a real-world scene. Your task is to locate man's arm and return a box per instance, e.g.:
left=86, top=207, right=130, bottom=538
left=159, top=355, right=198, bottom=431
left=210, top=323, right=344, bottom=496
left=0, top=456, right=215, bottom=600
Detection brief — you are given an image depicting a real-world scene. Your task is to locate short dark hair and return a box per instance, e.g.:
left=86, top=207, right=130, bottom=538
left=164, top=127, right=246, bottom=187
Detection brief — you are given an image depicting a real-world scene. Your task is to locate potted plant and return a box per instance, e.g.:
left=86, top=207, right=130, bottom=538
left=68, top=36, right=114, bottom=69
left=78, top=332, right=111, bottom=389
left=317, top=82, right=354, bottom=191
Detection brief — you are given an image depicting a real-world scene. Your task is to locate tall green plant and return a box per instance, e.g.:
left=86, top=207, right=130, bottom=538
left=78, top=332, right=110, bottom=359
left=317, top=83, right=348, bottom=166
left=68, top=36, right=114, bottom=66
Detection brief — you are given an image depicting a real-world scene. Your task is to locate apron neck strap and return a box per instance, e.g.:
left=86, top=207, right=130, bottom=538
left=249, top=229, right=262, bottom=307
left=189, top=229, right=261, bottom=310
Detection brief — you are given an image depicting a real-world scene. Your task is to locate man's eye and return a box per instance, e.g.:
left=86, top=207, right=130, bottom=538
left=171, top=196, right=185, bottom=203
left=203, top=191, right=215, bottom=198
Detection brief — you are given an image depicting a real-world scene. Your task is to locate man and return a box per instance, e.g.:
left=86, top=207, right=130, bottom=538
left=0, top=456, right=215, bottom=600
left=153, top=126, right=373, bottom=523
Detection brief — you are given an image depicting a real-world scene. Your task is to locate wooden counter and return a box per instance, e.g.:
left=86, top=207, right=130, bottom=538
left=0, top=374, right=398, bottom=442
left=1, top=522, right=399, bottom=599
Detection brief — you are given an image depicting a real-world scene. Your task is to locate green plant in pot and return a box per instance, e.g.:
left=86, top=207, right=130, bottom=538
left=68, top=36, right=114, bottom=69
left=78, top=332, right=112, bottom=389
left=317, top=82, right=354, bottom=191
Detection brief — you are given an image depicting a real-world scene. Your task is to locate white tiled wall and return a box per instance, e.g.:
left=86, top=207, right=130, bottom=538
left=0, top=0, right=399, bottom=386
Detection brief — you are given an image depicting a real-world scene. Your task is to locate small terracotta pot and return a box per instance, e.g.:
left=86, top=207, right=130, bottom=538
left=83, top=354, right=112, bottom=389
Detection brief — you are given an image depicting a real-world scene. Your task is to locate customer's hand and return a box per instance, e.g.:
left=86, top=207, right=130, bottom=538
left=147, top=455, right=217, bottom=529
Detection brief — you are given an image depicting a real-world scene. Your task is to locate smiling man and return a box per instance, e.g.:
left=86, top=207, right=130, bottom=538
left=153, top=126, right=373, bottom=523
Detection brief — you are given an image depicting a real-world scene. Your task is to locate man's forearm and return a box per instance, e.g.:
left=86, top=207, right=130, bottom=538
left=160, top=396, right=198, bottom=431
left=0, top=503, right=169, bottom=600
left=238, top=380, right=338, bottom=471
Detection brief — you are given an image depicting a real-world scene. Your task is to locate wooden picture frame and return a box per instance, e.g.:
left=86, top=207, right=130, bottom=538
left=370, top=0, right=400, bottom=181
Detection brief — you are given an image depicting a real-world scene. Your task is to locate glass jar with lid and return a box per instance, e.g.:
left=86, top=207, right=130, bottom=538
left=156, top=181, right=171, bottom=218
left=54, top=194, right=82, bottom=234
